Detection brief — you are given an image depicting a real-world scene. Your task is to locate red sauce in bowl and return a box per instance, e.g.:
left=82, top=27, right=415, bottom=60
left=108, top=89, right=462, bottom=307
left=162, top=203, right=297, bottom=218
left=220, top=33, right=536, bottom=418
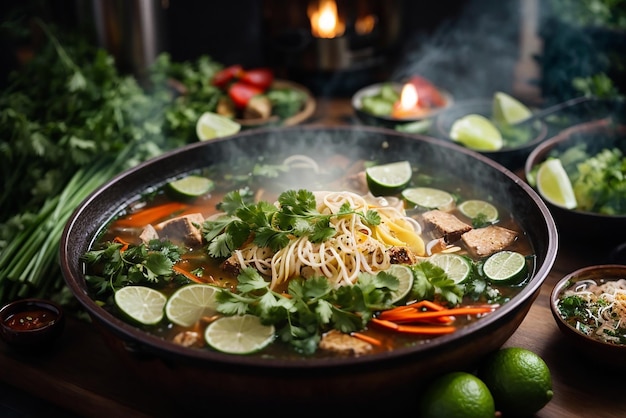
left=3, top=309, right=58, bottom=331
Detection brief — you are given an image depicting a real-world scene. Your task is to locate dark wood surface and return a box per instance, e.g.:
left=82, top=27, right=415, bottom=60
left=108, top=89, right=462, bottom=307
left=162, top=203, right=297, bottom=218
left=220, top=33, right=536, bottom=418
left=2, top=100, right=624, bottom=417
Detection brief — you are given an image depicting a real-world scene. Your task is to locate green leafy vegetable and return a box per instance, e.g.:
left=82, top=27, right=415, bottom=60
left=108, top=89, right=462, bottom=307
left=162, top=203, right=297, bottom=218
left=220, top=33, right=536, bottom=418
left=202, top=189, right=382, bottom=258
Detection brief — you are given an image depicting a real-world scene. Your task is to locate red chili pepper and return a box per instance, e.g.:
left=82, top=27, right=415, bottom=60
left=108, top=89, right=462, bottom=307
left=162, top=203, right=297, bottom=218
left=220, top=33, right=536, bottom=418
left=240, top=68, right=274, bottom=90
left=212, top=64, right=243, bottom=88
left=408, top=75, right=446, bottom=108
left=228, top=81, right=264, bottom=108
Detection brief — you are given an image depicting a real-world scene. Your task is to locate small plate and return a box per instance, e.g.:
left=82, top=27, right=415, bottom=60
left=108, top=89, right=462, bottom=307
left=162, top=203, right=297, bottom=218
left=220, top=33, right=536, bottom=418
left=352, top=82, right=454, bottom=129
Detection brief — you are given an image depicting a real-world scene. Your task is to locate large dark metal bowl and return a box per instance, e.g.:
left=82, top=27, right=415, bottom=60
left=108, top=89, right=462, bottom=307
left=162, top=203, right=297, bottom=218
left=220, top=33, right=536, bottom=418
left=59, top=126, right=557, bottom=413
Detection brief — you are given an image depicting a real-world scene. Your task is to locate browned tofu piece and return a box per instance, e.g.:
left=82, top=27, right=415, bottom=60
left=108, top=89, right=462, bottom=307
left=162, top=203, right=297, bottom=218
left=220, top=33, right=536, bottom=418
left=156, top=213, right=205, bottom=246
left=318, top=329, right=373, bottom=357
left=461, top=225, right=518, bottom=258
left=139, top=224, right=159, bottom=244
left=422, top=210, right=472, bottom=244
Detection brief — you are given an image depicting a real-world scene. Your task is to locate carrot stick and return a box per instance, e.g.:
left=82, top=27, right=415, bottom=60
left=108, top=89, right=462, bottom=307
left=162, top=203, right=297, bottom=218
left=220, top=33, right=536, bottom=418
left=172, top=265, right=204, bottom=284
left=370, top=317, right=400, bottom=330
left=113, top=236, right=131, bottom=252
left=115, top=202, right=188, bottom=227
left=396, top=324, right=456, bottom=335
left=380, top=306, right=495, bottom=323
left=351, top=332, right=383, bottom=346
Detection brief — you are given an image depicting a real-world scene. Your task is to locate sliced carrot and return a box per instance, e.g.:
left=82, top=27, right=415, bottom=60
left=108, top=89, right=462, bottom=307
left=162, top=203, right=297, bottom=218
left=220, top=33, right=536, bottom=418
left=113, top=236, right=131, bottom=252
left=370, top=317, right=400, bottom=330
left=381, top=306, right=495, bottom=323
left=172, top=265, right=204, bottom=284
left=115, top=202, right=188, bottom=227
left=396, top=324, right=456, bottom=335
left=351, top=332, right=383, bottom=346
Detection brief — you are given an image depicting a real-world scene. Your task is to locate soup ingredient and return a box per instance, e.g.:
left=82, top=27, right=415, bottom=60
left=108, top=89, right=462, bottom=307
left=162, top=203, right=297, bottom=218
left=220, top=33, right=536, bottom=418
left=240, top=68, right=274, bottom=90
left=114, top=286, right=167, bottom=325
left=536, top=158, right=578, bottom=209
left=449, top=114, right=503, bottom=151
left=429, top=253, right=473, bottom=284
left=204, top=314, right=275, bottom=355
left=492, top=91, right=533, bottom=125
left=419, top=371, right=496, bottom=418
left=215, top=267, right=398, bottom=355
left=458, top=200, right=499, bottom=225
left=482, top=251, right=528, bottom=285
left=386, top=264, right=414, bottom=303
left=168, top=175, right=215, bottom=198
left=360, top=83, right=400, bottom=116
left=195, top=111, right=241, bottom=140
left=477, top=347, right=553, bottom=416
left=165, top=284, right=220, bottom=327
left=402, top=187, right=455, bottom=211
left=228, top=81, right=264, bottom=109
left=211, top=64, right=243, bottom=88
left=557, top=277, right=626, bottom=345
left=365, top=160, right=412, bottom=195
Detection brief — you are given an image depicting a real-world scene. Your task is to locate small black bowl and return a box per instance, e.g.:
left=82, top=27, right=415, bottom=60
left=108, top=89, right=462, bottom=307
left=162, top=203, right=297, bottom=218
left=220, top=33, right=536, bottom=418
left=352, top=82, right=453, bottom=131
left=550, top=264, right=626, bottom=368
left=0, top=298, right=65, bottom=349
left=434, top=98, right=548, bottom=170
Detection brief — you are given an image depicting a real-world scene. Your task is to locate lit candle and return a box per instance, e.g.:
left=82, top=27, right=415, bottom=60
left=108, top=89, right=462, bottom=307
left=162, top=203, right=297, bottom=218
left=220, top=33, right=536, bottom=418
left=391, top=83, right=426, bottom=119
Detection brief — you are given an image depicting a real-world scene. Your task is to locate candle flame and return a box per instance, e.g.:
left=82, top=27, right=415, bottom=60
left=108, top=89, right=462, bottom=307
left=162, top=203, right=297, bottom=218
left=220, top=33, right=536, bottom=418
left=400, top=83, right=419, bottom=110
left=308, top=0, right=345, bottom=38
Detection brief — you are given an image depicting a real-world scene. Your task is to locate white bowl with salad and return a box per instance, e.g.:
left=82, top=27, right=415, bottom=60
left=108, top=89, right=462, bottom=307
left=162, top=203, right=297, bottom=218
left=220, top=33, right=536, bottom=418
left=525, top=118, right=626, bottom=248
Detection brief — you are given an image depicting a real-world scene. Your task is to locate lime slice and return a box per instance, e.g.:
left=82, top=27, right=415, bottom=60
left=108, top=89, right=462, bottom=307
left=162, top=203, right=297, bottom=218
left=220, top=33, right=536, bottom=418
left=492, top=92, right=532, bottom=125
left=402, top=187, right=455, bottom=211
left=429, top=253, right=472, bottom=284
left=449, top=114, right=503, bottom=151
left=196, top=111, right=241, bottom=140
left=458, top=200, right=499, bottom=223
left=385, top=264, right=414, bottom=304
left=114, top=286, right=167, bottom=325
left=366, top=161, right=412, bottom=196
left=483, top=250, right=528, bottom=284
left=165, top=284, right=221, bottom=327
left=168, top=175, right=214, bottom=198
left=204, top=314, right=275, bottom=355
left=536, top=159, right=577, bottom=209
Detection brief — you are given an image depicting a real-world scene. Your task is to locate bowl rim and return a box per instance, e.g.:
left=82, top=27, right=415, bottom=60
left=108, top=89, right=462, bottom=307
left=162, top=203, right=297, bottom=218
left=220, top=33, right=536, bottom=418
left=550, top=264, right=626, bottom=350
left=524, top=118, right=626, bottom=220
left=351, top=81, right=454, bottom=123
left=59, top=125, right=558, bottom=371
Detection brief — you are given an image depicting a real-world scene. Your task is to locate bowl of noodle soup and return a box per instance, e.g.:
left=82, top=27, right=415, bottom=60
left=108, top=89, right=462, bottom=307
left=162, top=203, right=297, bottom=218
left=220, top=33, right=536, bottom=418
left=60, top=126, right=557, bottom=413
left=550, top=264, right=626, bottom=368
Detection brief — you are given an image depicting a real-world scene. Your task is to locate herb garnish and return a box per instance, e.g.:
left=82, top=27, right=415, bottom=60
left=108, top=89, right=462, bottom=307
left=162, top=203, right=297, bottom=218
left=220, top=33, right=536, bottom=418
left=202, top=189, right=382, bottom=258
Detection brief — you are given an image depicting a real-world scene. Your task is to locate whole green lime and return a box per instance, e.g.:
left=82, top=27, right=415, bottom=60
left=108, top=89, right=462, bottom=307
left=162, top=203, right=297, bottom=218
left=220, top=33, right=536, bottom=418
left=419, top=371, right=496, bottom=418
left=477, top=347, right=553, bottom=416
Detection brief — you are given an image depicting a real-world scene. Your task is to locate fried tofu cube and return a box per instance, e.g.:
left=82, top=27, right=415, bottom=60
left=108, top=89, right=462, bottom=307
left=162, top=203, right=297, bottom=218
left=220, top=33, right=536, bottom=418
left=461, top=225, right=518, bottom=258
left=422, top=210, right=473, bottom=243
left=156, top=213, right=205, bottom=246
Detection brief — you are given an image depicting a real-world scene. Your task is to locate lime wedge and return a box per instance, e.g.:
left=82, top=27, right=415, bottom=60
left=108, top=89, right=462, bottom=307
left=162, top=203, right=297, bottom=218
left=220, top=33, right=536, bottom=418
left=429, top=253, right=472, bottom=284
left=536, top=159, right=577, bottom=209
left=483, top=250, right=528, bottom=284
left=449, top=114, right=503, bottom=151
left=165, top=284, right=221, bottom=327
left=196, top=111, right=241, bottom=140
left=366, top=161, right=412, bottom=196
left=492, top=92, right=532, bottom=125
left=402, top=187, right=455, bottom=211
left=385, top=264, right=414, bottom=304
left=168, top=175, right=214, bottom=198
left=204, top=314, right=275, bottom=355
left=458, top=200, right=499, bottom=223
left=114, top=286, right=167, bottom=325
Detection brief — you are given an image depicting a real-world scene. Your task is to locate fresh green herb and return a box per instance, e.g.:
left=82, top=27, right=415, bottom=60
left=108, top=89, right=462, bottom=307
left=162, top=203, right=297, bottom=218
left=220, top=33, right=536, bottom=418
left=202, top=189, right=382, bottom=258
left=409, top=261, right=464, bottom=306
left=557, top=295, right=590, bottom=322
left=81, top=239, right=184, bottom=296
left=215, top=267, right=398, bottom=355
left=266, top=88, right=308, bottom=119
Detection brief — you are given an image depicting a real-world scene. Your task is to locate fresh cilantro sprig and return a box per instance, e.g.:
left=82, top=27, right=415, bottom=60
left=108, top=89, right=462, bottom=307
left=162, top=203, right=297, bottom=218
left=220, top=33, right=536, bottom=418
left=215, top=267, right=398, bottom=355
left=409, top=261, right=465, bottom=306
left=202, top=189, right=382, bottom=258
left=81, top=239, right=184, bottom=296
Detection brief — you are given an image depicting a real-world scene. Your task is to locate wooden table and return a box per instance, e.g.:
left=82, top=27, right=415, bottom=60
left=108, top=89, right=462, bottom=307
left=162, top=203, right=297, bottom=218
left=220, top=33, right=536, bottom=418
left=2, top=100, right=624, bottom=417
